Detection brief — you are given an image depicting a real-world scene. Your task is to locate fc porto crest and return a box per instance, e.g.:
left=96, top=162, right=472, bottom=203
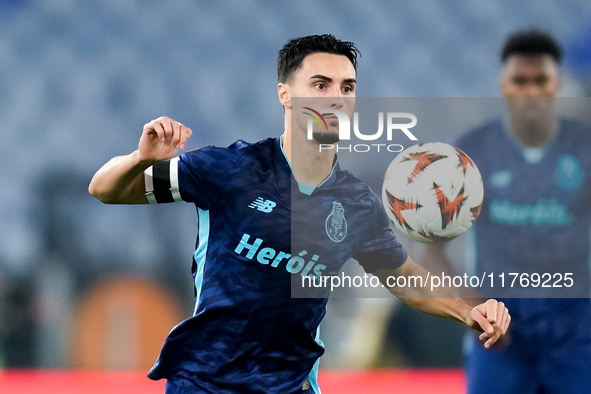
left=325, top=201, right=347, bottom=243
left=553, top=154, right=584, bottom=192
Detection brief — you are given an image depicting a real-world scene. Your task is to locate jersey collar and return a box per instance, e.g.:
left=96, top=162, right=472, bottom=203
left=501, top=116, right=561, bottom=164
left=276, top=135, right=339, bottom=195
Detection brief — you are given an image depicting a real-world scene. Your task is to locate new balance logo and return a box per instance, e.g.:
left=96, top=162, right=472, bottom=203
left=248, top=197, right=276, bottom=213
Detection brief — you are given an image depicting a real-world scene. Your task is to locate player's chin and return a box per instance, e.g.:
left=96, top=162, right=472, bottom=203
left=312, top=131, right=340, bottom=145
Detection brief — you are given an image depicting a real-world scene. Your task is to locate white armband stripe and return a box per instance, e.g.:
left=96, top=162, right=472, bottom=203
left=144, top=166, right=157, bottom=204
left=170, top=157, right=182, bottom=202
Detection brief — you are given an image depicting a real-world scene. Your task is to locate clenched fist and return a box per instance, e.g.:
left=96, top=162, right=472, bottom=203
left=138, top=116, right=193, bottom=163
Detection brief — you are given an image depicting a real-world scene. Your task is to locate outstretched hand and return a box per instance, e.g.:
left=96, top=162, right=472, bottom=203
left=138, top=116, right=193, bottom=163
left=466, top=299, right=511, bottom=349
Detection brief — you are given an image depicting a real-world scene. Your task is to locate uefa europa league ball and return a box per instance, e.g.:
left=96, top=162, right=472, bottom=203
left=382, top=142, right=484, bottom=243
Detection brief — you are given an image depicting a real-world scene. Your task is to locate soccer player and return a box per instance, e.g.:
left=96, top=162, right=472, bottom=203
left=89, top=34, right=510, bottom=394
left=422, top=30, right=591, bottom=393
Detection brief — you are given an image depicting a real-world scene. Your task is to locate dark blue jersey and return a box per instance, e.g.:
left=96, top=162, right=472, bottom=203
left=144, top=137, right=407, bottom=393
left=456, top=118, right=591, bottom=340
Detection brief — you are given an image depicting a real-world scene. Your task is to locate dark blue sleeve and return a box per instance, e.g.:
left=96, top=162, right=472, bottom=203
left=353, top=189, right=408, bottom=273
left=177, top=143, right=244, bottom=209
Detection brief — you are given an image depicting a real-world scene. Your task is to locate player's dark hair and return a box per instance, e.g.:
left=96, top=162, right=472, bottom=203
left=501, top=29, right=562, bottom=64
left=277, top=34, right=360, bottom=83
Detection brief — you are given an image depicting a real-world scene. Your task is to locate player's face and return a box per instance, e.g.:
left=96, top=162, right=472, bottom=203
left=282, top=52, right=356, bottom=144
left=501, top=54, right=560, bottom=122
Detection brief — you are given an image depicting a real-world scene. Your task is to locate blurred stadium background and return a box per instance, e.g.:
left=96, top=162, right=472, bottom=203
left=0, top=0, right=590, bottom=392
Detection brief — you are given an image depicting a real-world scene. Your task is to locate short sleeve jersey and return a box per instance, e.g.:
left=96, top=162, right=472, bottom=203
left=145, top=137, right=407, bottom=393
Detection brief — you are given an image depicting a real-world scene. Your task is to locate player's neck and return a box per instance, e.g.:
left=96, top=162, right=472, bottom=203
left=282, top=124, right=336, bottom=187
left=509, top=114, right=556, bottom=148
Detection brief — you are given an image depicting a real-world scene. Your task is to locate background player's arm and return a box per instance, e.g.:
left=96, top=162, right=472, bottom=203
left=89, top=116, right=192, bottom=204
left=373, top=257, right=510, bottom=349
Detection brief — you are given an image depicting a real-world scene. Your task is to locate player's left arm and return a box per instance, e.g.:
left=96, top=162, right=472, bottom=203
left=373, top=256, right=510, bottom=349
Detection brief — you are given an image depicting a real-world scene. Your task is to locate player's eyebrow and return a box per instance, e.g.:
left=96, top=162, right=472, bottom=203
left=309, top=75, right=357, bottom=85
left=310, top=75, right=333, bottom=82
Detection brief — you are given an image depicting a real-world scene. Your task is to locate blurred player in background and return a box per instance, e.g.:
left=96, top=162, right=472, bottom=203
left=423, top=29, right=591, bottom=393
left=89, top=34, right=509, bottom=394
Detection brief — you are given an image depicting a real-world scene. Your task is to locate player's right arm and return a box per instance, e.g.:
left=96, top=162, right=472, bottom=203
left=89, top=116, right=192, bottom=204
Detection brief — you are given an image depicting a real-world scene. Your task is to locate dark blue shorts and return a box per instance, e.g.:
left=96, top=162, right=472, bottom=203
left=464, top=332, right=591, bottom=394
left=164, top=379, right=317, bottom=394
